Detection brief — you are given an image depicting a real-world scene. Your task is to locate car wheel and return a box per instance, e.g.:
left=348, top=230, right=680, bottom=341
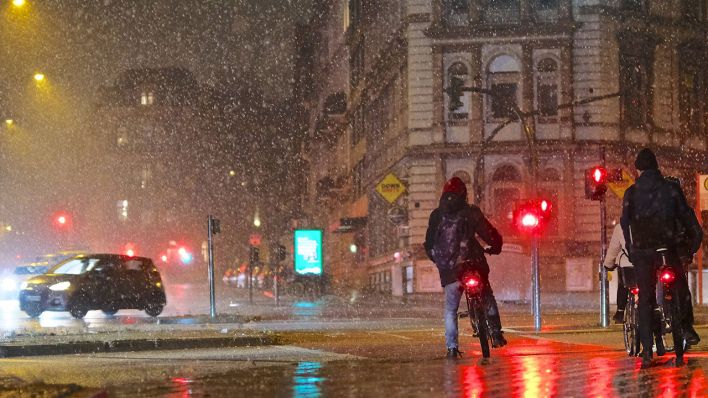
left=144, top=303, right=163, bottom=317
left=69, top=301, right=89, bottom=319
left=102, top=306, right=119, bottom=316
left=24, top=306, right=43, bottom=318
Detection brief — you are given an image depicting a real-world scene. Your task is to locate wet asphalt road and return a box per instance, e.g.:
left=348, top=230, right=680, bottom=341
left=1, top=327, right=707, bottom=397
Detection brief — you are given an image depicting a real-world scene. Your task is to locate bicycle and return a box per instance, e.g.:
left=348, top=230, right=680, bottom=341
left=655, top=248, right=686, bottom=363
left=458, top=270, right=493, bottom=358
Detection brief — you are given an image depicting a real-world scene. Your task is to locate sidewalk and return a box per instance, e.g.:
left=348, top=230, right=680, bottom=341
left=3, top=290, right=708, bottom=358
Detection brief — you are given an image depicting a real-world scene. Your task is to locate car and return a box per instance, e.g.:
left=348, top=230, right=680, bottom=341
left=0, top=262, right=51, bottom=301
left=19, top=253, right=166, bottom=319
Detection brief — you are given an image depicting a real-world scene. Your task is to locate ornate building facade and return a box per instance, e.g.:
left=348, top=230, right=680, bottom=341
left=298, top=0, right=707, bottom=296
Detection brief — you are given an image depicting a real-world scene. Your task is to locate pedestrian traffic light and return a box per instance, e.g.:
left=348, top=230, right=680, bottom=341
left=513, top=199, right=553, bottom=234
left=585, top=166, right=608, bottom=200
left=445, top=76, right=464, bottom=111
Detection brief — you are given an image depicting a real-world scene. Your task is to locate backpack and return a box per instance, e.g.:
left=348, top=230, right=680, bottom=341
left=431, top=211, right=469, bottom=271
left=628, top=181, right=678, bottom=250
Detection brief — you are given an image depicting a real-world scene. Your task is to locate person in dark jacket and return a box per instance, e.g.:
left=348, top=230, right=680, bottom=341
left=424, top=177, right=505, bottom=358
left=620, top=148, right=703, bottom=368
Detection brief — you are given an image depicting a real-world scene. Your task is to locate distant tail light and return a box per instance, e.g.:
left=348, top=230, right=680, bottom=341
left=660, top=270, right=675, bottom=283
left=630, top=287, right=639, bottom=295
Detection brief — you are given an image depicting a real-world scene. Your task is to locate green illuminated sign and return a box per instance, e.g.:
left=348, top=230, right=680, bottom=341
left=294, top=229, right=323, bottom=275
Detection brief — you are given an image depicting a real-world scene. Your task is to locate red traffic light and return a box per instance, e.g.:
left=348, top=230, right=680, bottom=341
left=585, top=166, right=608, bottom=201
left=513, top=199, right=553, bottom=234
left=52, top=211, right=72, bottom=228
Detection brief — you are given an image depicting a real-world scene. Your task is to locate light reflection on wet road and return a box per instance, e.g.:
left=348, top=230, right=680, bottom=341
left=105, top=335, right=708, bottom=397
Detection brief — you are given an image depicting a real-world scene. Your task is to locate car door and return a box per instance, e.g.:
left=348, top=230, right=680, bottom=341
left=121, top=258, right=146, bottom=308
left=91, top=259, right=123, bottom=307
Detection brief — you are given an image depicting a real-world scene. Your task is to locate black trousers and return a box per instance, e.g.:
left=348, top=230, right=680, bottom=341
left=633, top=249, right=694, bottom=354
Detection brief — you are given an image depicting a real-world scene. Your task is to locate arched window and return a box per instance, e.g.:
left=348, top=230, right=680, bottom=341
left=535, top=58, right=559, bottom=122
left=490, top=164, right=521, bottom=236
left=442, top=0, right=469, bottom=26
left=487, top=55, right=520, bottom=121
left=447, top=62, right=470, bottom=121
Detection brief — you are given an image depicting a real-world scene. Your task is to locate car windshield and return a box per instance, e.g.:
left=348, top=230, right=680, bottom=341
left=49, top=258, right=100, bottom=275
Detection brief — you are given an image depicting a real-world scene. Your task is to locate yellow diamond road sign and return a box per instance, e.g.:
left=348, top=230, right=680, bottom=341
left=608, top=169, right=635, bottom=199
left=376, top=173, right=406, bottom=204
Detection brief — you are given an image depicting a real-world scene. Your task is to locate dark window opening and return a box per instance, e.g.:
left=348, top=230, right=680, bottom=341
left=442, top=0, right=469, bottom=26
left=490, top=83, right=518, bottom=119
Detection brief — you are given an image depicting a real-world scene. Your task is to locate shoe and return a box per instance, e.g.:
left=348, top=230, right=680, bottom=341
left=613, top=310, right=625, bottom=324
left=655, top=336, right=666, bottom=357
left=641, top=352, right=652, bottom=369
left=446, top=347, right=463, bottom=359
left=683, top=326, right=700, bottom=346
left=491, top=331, right=507, bottom=348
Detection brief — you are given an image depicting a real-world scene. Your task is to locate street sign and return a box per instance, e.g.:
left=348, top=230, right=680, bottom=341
left=294, top=229, right=323, bottom=275
left=699, top=174, right=708, bottom=211
left=387, top=206, right=406, bottom=225
left=376, top=173, right=406, bottom=204
left=249, top=233, right=262, bottom=247
left=608, top=169, right=634, bottom=199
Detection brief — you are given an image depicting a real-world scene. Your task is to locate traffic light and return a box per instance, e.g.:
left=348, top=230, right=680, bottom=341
left=249, top=246, right=260, bottom=265
left=52, top=211, right=71, bottom=228
left=513, top=199, right=553, bottom=234
left=273, top=244, right=286, bottom=262
left=445, top=76, right=464, bottom=111
left=585, top=166, right=608, bottom=200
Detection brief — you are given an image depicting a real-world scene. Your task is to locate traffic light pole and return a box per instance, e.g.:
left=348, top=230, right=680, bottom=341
left=599, top=148, right=610, bottom=328
left=207, top=215, right=217, bottom=318
left=531, top=234, right=541, bottom=330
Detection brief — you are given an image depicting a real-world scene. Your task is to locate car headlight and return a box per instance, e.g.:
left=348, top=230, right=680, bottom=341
left=1, top=277, right=16, bottom=291
left=49, top=281, right=71, bottom=291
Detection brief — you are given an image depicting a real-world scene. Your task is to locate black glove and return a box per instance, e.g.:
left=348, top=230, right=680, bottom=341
left=484, top=246, right=501, bottom=255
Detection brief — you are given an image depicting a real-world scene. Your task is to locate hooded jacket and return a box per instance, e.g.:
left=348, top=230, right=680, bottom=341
left=620, top=169, right=703, bottom=256
left=424, top=188, right=503, bottom=287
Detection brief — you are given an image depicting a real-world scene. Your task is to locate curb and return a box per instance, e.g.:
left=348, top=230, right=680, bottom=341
left=0, top=335, right=278, bottom=358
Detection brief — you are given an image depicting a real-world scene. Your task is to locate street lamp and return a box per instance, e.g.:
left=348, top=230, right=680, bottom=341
left=12, top=0, right=26, bottom=8
left=4, top=119, right=14, bottom=127
left=33, top=73, right=45, bottom=82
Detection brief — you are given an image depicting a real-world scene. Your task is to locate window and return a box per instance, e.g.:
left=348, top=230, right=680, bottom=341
left=618, top=34, right=655, bottom=129
left=447, top=62, right=470, bottom=121
left=678, top=43, right=705, bottom=135
left=116, top=127, right=129, bottom=147
left=487, top=55, right=521, bottom=121
left=621, top=0, right=646, bottom=13
left=535, top=0, right=559, bottom=9
left=442, top=0, right=469, bottom=26
left=681, top=0, right=703, bottom=21
left=351, top=107, right=365, bottom=145
left=140, top=91, right=154, bottom=106
left=490, top=164, right=521, bottom=236
left=535, top=58, right=559, bottom=122
left=348, top=0, right=362, bottom=29
left=485, top=0, right=520, bottom=23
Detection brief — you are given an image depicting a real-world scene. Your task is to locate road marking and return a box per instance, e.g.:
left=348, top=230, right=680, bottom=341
left=369, top=331, right=413, bottom=340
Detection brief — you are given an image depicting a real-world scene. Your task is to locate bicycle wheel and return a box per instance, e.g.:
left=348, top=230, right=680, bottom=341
left=660, top=303, right=675, bottom=352
left=670, top=299, right=684, bottom=362
left=471, top=299, right=491, bottom=358
left=623, top=296, right=640, bottom=356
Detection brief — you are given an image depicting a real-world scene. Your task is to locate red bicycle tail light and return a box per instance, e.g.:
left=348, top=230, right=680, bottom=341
left=465, top=277, right=480, bottom=288
left=661, top=270, right=675, bottom=283
left=630, top=287, right=639, bottom=295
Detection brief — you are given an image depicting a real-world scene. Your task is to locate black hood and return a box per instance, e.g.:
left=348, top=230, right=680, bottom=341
left=634, top=169, right=664, bottom=193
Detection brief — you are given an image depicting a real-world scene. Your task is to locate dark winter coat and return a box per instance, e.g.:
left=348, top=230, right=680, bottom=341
left=620, top=169, right=703, bottom=257
left=424, top=193, right=503, bottom=287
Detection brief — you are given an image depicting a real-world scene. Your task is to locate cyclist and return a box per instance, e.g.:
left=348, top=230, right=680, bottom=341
left=604, top=223, right=665, bottom=356
left=620, top=148, right=703, bottom=367
left=424, top=177, right=505, bottom=359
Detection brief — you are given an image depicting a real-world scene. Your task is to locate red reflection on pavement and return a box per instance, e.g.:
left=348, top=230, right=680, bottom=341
left=510, top=354, right=559, bottom=397
left=689, top=367, right=706, bottom=397
left=585, top=356, right=618, bottom=397
left=459, top=364, right=485, bottom=398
